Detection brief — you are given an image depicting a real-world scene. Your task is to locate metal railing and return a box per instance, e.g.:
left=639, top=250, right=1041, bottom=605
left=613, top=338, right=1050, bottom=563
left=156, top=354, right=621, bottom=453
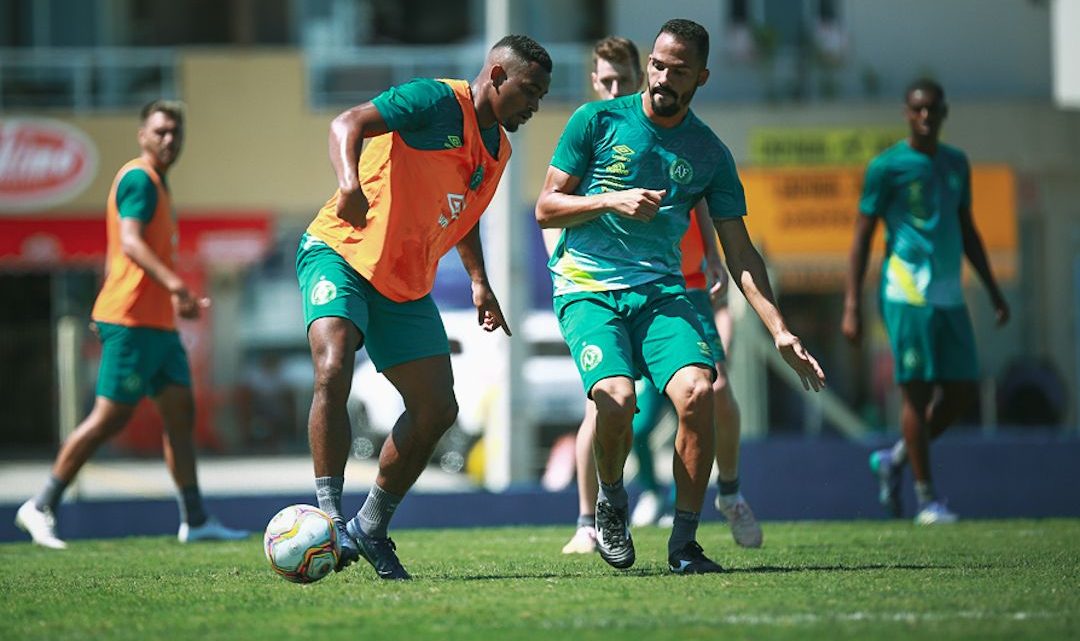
left=0, top=48, right=179, bottom=113
left=305, top=42, right=590, bottom=109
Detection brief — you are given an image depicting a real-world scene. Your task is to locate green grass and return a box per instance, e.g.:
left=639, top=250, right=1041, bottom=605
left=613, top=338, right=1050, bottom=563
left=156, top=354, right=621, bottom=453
left=2, top=520, right=1078, bottom=641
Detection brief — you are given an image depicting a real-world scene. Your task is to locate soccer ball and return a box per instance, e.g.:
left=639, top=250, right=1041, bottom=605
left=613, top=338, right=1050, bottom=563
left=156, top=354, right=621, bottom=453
left=263, top=504, right=340, bottom=584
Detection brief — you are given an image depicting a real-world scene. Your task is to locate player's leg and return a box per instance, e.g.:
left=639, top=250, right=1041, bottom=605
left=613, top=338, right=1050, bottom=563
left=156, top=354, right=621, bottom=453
left=555, top=289, right=638, bottom=569
left=712, top=361, right=762, bottom=547
left=296, top=236, right=369, bottom=568
left=899, top=380, right=954, bottom=523
left=562, top=399, right=598, bottom=554
left=16, top=321, right=147, bottom=549
left=591, top=374, right=637, bottom=568
left=16, top=396, right=134, bottom=549
left=636, top=279, right=722, bottom=573
left=630, top=376, right=669, bottom=526
left=153, top=382, right=248, bottom=542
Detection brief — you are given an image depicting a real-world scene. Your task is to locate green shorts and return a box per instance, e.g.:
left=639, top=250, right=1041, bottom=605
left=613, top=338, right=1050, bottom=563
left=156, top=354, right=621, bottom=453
left=685, top=288, right=725, bottom=363
left=94, top=321, right=191, bottom=404
left=296, top=234, right=449, bottom=372
left=554, top=275, right=715, bottom=397
left=881, top=300, right=978, bottom=383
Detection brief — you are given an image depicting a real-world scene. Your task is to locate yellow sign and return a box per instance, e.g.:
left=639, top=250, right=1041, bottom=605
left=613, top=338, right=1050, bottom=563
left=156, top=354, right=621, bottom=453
left=740, top=165, right=1017, bottom=290
left=749, top=128, right=906, bottom=166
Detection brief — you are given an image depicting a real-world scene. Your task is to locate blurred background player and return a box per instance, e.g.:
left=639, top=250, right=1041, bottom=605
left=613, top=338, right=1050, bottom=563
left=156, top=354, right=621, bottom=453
left=842, top=79, right=1010, bottom=524
left=537, top=19, right=824, bottom=573
left=299, top=36, right=551, bottom=580
left=14, top=100, right=248, bottom=549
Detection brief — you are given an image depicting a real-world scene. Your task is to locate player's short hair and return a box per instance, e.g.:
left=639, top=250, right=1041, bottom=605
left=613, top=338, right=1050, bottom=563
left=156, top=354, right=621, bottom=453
left=657, top=18, right=710, bottom=65
left=904, top=78, right=946, bottom=103
left=141, top=99, right=185, bottom=126
left=593, top=36, right=641, bottom=73
left=493, top=34, right=553, bottom=74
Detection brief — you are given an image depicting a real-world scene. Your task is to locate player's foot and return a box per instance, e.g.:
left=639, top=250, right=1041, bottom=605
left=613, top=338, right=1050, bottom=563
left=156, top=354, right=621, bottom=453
left=715, top=493, right=763, bottom=548
left=178, top=516, right=249, bottom=543
left=914, top=500, right=958, bottom=525
left=334, top=519, right=361, bottom=571
left=869, top=449, right=902, bottom=518
left=630, top=489, right=664, bottom=527
left=346, top=520, right=411, bottom=580
left=15, top=500, right=67, bottom=550
left=595, top=499, right=635, bottom=569
left=561, top=525, right=597, bottom=554
left=668, top=541, right=724, bottom=574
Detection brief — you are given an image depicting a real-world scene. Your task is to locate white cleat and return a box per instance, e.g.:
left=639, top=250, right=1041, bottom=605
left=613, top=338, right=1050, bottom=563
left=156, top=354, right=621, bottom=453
left=630, top=490, right=664, bottom=527
left=15, top=499, right=67, bottom=550
left=178, top=516, right=249, bottom=543
left=561, top=525, right=597, bottom=554
left=914, top=501, right=958, bottom=525
left=716, top=493, right=764, bottom=548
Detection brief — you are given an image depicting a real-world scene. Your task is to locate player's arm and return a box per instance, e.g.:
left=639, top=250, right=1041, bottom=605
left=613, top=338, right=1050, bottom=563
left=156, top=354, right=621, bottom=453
left=535, top=167, right=665, bottom=228
left=118, top=218, right=203, bottom=319
left=328, top=102, right=390, bottom=228
left=959, top=205, right=1010, bottom=326
left=455, top=221, right=511, bottom=336
left=841, top=214, right=880, bottom=344
left=693, top=199, right=728, bottom=299
left=715, top=217, right=825, bottom=391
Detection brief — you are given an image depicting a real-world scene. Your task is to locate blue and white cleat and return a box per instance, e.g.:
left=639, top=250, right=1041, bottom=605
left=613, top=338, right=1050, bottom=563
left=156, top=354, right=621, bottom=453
left=869, top=449, right=903, bottom=518
left=915, top=500, right=958, bottom=525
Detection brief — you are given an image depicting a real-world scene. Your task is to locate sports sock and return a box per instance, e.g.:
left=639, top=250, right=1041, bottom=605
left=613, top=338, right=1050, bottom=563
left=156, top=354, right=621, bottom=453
left=33, top=475, right=69, bottom=513
left=577, top=513, right=596, bottom=529
left=890, top=439, right=907, bottom=467
left=598, top=477, right=628, bottom=510
left=315, top=476, right=345, bottom=523
left=354, top=484, right=402, bottom=539
left=177, top=485, right=207, bottom=527
left=668, top=509, right=700, bottom=556
left=718, top=477, right=740, bottom=498
left=914, top=481, right=935, bottom=507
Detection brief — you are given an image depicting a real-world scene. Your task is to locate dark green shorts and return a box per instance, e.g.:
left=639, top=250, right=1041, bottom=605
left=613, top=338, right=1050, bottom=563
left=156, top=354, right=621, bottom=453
left=553, top=275, right=715, bottom=397
left=296, top=234, right=449, bottom=372
left=94, top=321, right=191, bottom=404
left=685, top=288, right=725, bottom=363
left=881, top=300, right=978, bottom=383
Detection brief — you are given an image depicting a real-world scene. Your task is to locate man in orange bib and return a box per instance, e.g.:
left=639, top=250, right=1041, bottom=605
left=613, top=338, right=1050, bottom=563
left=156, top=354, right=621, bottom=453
left=297, top=35, right=551, bottom=580
left=15, top=101, right=247, bottom=548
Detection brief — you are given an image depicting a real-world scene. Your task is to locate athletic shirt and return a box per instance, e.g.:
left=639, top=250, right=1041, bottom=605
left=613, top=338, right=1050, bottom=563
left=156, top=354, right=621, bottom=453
left=305, top=78, right=510, bottom=302
left=860, top=140, right=971, bottom=307
left=91, top=159, right=177, bottom=330
left=547, top=93, right=746, bottom=295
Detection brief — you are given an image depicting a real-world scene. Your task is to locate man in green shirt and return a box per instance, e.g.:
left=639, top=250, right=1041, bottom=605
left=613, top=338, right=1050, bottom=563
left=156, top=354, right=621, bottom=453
left=536, top=19, right=824, bottom=573
left=843, top=79, right=1010, bottom=525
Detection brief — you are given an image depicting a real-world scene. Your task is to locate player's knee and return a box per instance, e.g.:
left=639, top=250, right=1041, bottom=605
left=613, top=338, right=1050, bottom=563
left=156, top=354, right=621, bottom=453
left=592, top=383, right=635, bottom=426
left=412, top=396, right=458, bottom=436
left=671, top=373, right=713, bottom=414
left=311, top=352, right=349, bottom=394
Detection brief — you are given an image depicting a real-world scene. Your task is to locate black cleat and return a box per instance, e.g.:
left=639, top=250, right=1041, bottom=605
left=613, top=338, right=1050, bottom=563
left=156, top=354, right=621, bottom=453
left=346, top=520, right=411, bottom=580
left=595, top=499, right=635, bottom=569
left=668, top=541, right=724, bottom=574
left=334, top=519, right=360, bottom=572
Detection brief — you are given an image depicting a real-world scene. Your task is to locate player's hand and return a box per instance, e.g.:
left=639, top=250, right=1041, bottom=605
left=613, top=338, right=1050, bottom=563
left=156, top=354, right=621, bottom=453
left=706, top=256, right=729, bottom=301
left=472, top=281, right=512, bottom=336
left=776, top=332, right=825, bottom=392
left=607, top=188, right=666, bottom=222
left=993, top=296, right=1011, bottom=327
left=335, top=187, right=370, bottom=228
left=841, top=305, right=861, bottom=344
left=172, top=286, right=211, bottom=320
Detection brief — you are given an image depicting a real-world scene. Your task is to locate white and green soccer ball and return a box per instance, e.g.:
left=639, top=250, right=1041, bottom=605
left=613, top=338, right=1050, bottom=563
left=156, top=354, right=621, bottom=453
left=263, top=504, right=340, bottom=584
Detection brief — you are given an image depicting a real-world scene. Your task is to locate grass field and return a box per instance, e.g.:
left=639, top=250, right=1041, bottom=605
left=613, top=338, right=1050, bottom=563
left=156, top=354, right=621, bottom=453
left=2, top=519, right=1078, bottom=641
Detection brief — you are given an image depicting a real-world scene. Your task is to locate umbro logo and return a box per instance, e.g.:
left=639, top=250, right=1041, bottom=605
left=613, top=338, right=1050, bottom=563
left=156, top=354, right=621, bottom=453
left=447, top=193, right=465, bottom=216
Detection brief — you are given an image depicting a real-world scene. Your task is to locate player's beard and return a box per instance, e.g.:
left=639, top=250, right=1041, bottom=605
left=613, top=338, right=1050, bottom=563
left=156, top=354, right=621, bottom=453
left=650, top=84, right=696, bottom=117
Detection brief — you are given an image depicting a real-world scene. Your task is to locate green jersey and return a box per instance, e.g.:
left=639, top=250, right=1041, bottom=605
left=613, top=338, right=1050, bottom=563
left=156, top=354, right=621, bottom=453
left=116, top=169, right=162, bottom=223
left=372, top=78, right=500, bottom=159
left=547, top=93, right=746, bottom=295
left=860, top=140, right=972, bottom=307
